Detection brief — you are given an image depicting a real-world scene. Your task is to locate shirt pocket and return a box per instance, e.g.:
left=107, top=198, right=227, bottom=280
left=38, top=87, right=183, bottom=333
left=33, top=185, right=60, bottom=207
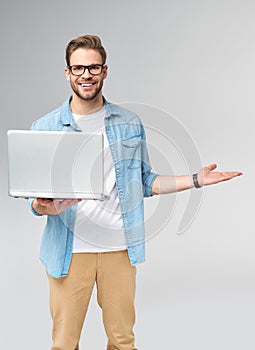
left=121, top=137, right=142, bottom=169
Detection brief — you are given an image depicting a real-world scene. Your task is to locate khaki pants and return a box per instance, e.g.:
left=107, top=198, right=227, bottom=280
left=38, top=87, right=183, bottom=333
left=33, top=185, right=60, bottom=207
left=47, top=250, right=138, bottom=350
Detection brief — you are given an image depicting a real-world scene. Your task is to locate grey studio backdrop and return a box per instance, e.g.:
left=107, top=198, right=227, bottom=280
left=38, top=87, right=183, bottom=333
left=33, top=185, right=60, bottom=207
left=1, top=0, right=254, bottom=349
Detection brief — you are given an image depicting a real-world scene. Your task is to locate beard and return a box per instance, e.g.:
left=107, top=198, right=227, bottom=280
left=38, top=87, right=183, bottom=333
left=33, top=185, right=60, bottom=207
left=70, top=78, right=104, bottom=102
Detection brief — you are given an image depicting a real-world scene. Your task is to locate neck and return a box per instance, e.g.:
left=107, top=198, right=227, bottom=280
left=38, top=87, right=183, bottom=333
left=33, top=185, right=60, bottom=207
left=70, top=94, right=104, bottom=115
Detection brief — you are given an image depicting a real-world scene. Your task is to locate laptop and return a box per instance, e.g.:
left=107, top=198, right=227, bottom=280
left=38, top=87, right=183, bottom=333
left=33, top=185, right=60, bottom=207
left=7, top=130, right=109, bottom=200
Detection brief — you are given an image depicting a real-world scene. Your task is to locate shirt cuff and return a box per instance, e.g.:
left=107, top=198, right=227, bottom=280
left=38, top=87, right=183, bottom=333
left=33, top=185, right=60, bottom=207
left=144, top=173, right=158, bottom=197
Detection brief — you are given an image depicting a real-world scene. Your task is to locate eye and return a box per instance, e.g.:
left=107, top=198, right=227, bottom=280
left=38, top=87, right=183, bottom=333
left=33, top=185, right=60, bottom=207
left=89, top=64, right=101, bottom=73
left=72, top=65, right=83, bottom=72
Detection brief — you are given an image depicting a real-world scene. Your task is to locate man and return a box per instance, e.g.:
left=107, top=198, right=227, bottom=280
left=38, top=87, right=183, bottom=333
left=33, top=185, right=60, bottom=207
left=29, top=35, right=242, bottom=350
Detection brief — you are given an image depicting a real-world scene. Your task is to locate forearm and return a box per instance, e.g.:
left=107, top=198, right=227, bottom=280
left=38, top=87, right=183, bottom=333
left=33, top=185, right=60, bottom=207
left=151, top=175, right=194, bottom=195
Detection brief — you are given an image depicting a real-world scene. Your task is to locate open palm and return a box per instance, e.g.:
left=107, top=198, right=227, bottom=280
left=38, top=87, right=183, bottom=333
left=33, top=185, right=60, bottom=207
left=198, top=164, right=242, bottom=187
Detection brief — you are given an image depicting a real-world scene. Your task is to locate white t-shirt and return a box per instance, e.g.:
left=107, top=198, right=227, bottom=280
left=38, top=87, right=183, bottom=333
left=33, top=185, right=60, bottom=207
left=72, top=107, right=127, bottom=253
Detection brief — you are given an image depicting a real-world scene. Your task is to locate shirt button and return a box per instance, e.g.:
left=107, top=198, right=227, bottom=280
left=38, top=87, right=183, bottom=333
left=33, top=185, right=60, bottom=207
left=116, top=169, right=120, bottom=174
left=119, top=191, right=123, bottom=197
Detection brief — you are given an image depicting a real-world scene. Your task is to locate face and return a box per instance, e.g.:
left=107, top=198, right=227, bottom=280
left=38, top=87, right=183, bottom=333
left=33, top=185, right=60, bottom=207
left=65, top=48, right=108, bottom=102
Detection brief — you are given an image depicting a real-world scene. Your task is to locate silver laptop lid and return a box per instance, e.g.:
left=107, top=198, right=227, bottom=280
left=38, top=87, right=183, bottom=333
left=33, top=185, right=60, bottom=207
left=7, top=130, right=108, bottom=200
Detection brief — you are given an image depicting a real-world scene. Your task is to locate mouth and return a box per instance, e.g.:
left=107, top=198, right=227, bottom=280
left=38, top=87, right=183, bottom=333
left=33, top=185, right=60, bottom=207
left=80, top=82, right=96, bottom=90
left=82, top=83, right=93, bottom=87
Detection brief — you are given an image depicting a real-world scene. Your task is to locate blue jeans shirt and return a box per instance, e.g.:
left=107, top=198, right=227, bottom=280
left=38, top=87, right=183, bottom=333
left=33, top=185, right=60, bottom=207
left=29, top=97, right=158, bottom=278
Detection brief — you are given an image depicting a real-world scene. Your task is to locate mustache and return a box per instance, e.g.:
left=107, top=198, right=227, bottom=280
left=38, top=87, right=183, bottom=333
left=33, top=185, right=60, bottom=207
left=80, top=77, right=94, bottom=81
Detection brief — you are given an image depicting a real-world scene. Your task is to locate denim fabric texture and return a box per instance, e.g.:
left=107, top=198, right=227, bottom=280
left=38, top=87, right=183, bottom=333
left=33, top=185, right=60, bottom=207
left=28, top=97, right=158, bottom=278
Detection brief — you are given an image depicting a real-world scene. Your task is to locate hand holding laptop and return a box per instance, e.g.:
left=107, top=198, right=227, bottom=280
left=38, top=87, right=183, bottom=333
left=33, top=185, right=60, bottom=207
left=32, top=198, right=82, bottom=216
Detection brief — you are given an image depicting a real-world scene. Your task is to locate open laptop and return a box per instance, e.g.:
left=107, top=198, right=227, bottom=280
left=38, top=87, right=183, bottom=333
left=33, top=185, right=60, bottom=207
left=7, top=130, right=109, bottom=200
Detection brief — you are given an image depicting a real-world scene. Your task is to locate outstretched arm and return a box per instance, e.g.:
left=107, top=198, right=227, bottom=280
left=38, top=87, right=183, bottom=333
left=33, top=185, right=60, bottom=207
left=151, top=163, right=243, bottom=195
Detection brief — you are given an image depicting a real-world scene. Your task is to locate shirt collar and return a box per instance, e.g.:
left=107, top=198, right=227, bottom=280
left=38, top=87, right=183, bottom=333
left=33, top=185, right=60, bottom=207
left=60, top=96, right=117, bottom=127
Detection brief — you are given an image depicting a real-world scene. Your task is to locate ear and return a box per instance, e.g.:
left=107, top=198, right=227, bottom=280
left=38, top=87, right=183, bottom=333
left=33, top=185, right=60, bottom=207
left=103, top=65, right=108, bottom=80
left=65, top=67, right=71, bottom=81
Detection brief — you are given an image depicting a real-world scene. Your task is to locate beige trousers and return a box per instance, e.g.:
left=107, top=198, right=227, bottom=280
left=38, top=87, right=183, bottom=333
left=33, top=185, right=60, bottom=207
left=47, top=250, right=138, bottom=350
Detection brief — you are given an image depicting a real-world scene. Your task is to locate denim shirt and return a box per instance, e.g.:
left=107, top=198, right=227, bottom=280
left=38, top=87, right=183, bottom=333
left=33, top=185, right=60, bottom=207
left=28, top=97, right=158, bottom=278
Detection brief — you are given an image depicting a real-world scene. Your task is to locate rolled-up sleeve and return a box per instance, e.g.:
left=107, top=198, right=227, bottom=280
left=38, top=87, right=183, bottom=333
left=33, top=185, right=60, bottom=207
left=140, top=124, right=158, bottom=197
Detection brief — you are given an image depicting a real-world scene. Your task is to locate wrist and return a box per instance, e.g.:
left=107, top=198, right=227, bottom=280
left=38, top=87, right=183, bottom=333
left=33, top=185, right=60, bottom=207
left=192, top=173, right=202, bottom=188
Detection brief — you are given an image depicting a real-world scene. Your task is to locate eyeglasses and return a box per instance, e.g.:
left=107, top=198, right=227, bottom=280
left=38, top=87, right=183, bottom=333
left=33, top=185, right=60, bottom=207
left=67, top=64, right=105, bottom=76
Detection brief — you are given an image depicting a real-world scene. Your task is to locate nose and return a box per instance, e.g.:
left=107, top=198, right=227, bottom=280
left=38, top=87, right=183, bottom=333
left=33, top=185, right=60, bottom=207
left=81, top=67, right=92, bottom=78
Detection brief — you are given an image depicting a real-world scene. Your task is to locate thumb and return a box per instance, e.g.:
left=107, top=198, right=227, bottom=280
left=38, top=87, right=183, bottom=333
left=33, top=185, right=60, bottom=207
left=207, top=163, right=217, bottom=171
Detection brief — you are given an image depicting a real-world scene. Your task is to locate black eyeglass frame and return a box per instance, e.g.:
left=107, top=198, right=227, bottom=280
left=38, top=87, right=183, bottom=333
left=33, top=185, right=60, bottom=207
left=67, top=64, right=105, bottom=76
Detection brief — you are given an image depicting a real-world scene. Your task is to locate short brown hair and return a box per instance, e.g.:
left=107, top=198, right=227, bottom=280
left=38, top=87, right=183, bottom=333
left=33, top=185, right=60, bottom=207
left=65, top=34, right=107, bottom=66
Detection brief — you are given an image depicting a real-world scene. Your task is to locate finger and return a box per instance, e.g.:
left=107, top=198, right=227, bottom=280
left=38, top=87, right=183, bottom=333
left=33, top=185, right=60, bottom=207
left=66, top=199, right=81, bottom=206
left=36, top=198, right=53, bottom=205
left=53, top=199, right=70, bottom=207
left=57, top=198, right=65, bottom=204
left=53, top=198, right=80, bottom=209
left=230, top=171, right=243, bottom=177
left=206, top=163, right=217, bottom=171
left=222, top=171, right=243, bottom=180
